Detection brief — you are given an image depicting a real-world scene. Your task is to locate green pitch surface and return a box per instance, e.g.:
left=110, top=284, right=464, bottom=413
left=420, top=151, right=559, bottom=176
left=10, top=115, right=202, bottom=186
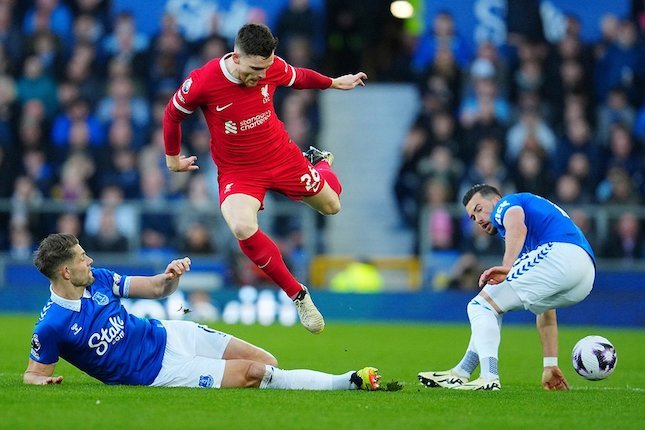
left=1, top=315, right=643, bottom=430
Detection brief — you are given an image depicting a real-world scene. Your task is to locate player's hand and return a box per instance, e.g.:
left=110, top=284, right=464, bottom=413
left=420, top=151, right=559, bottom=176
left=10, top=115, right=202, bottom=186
left=164, top=257, right=191, bottom=280
left=542, top=366, right=570, bottom=391
left=479, top=265, right=510, bottom=287
left=331, top=72, right=367, bottom=90
left=166, top=154, right=199, bottom=172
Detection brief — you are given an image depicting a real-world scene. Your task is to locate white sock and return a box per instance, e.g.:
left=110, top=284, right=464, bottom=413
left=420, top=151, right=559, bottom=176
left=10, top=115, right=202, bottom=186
left=260, top=366, right=355, bottom=390
left=467, top=297, right=502, bottom=380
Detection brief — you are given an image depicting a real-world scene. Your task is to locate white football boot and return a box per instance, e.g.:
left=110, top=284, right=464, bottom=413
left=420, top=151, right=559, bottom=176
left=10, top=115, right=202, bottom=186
left=293, top=286, right=325, bottom=334
left=450, top=377, right=501, bottom=391
left=418, top=370, right=469, bottom=388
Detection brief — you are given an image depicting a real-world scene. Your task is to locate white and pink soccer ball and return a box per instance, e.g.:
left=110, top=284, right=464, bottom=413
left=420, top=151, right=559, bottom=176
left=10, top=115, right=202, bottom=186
left=572, top=335, right=617, bottom=381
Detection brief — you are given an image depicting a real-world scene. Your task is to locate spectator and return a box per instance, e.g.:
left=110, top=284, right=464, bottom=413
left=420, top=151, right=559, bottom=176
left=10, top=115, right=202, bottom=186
left=139, top=168, right=175, bottom=254
left=22, top=0, right=73, bottom=47
left=84, top=184, right=138, bottom=241
left=84, top=207, right=130, bottom=252
left=50, top=96, right=104, bottom=162
left=445, top=253, right=483, bottom=292
left=412, top=11, right=471, bottom=73
left=596, top=166, right=641, bottom=204
left=62, top=40, right=103, bottom=105
left=55, top=212, right=83, bottom=237
left=0, top=3, right=23, bottom=66
left=512, top=149, right=554, bottom=197
left=594, top=19, right=645, bottom=105
left=459, top=70, right=510, bottom=128
left=16, top=55, right=58, bottom=118
left=103, top=11, right=149, bottom=78
left=596, top=87, right=636, bottom=143
left=553, top=173, right=587, bottom=205
left=554, top=117, right=600, bottom=178
left=9, top=222, right=34, bottom=260
left=604, top=124, right=643, bottom=185
left=602, top=212, right=644, bottom=261
left=96, top=76, right=150, bottom=139
left=276, top=0, right=321, bottom=60
left=180, top=222, right=216, bottom=255
left=505, top=108, right=556, bottom=162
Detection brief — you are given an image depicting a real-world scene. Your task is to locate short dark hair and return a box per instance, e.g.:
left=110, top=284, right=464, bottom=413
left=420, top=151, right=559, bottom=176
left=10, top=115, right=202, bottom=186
left=235, top=23, right=278, bottom=58
left=33, top=233, right=79, bottom=279
left=462, top=184, right=501, bottom=206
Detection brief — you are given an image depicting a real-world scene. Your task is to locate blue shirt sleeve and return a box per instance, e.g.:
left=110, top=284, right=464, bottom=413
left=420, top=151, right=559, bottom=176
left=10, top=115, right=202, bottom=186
left=30, top=323, right=60, bottom=365
left=91, top=268, right=131, bottom=298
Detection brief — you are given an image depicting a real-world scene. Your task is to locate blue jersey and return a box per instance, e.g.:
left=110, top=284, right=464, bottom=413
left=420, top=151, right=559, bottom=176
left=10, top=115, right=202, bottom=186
left=490, top=193, right=596, bottom=264
left=29, top=268, right=167, bottom=385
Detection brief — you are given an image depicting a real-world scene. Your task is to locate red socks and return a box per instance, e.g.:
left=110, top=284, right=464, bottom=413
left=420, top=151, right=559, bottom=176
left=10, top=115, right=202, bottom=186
left=315, top=161, right=342, bottom=195
left=238, top=229, right=303, bottom=298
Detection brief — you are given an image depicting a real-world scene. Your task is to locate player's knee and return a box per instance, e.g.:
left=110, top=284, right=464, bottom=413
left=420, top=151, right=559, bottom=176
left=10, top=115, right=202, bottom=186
left=467, top=296, right=495, bottom=319
left=264, top=352, right=278, bottom=367
left=229, top=221, right=258, bottom=240
left=319, top=199, right=341, bottom=215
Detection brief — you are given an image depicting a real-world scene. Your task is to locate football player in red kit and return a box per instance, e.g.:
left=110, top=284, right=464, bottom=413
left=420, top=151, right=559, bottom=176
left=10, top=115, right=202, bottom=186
left=163, top=23, right=367, bottom=334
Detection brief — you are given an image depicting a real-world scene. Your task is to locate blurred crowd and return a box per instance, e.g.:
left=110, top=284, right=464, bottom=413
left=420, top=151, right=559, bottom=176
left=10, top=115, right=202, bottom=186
left=393, top=7, right=645, bottom=264
left=0, top=1, right=643, bottom=287
left=0, top=0, right=330, bottom=282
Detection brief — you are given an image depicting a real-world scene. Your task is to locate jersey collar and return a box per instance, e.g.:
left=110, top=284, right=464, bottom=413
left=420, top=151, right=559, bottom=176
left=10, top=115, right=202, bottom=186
left=220, top=53, right=242, bottom=84
left=49, top=286, right=91, bottom=312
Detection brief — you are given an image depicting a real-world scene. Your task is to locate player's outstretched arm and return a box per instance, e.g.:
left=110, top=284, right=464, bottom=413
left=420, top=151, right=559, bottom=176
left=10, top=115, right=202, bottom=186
left=24, top=359, right=63, bottom=385
left=537, top=310, right=569, bottom=390
left=166, top=154, right=199, bottom=173
left=330, top=72, right=368, bottom=90
left=128, top=257, right=192, bottom=299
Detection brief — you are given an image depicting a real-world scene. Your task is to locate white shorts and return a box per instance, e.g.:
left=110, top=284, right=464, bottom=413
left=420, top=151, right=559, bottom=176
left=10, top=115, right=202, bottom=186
left=150, top=320, right=232, bottom=388
left=483, top=242, right=595, bottom=315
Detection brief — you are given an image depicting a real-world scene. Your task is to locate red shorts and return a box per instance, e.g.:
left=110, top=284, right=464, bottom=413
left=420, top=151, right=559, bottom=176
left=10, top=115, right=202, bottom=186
left=217, top=142, right=326, bottom=207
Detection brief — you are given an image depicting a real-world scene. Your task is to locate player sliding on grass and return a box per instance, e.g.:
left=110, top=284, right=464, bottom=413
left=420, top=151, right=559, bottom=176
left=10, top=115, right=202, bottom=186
left=419, top=184, right=595, bottom=391
left=23, top=233, right=382, bottom=391
left=163, top=23, right=368, bottom=334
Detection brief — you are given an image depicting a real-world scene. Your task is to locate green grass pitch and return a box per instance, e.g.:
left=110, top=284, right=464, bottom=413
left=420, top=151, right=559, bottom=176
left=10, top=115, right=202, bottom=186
left=1, top=315, right=642, bottom=430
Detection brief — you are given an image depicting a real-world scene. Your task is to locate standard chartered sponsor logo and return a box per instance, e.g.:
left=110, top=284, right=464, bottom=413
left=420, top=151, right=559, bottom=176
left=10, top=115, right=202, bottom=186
left=224, top=110, right=272, bottom=134
left=240, top=110, right=271, bottom=131
left=88, top=316, right=125, bottom=356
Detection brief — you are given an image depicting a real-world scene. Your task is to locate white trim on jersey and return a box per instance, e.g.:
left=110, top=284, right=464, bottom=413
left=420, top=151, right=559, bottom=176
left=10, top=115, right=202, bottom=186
left=172, top=95, right=193, bottom=114
left=49, top=287, right=91, bottom=312
left=220, top=53, right=242, bottom=84
left=111, top=276, right=131, bottom=297
left=286, top=64, right=296, bottom=87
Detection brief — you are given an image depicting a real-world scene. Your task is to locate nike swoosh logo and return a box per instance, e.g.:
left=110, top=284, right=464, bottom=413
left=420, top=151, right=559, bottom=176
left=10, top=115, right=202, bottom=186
left=216, top=103, right=233, bottom=111
left=258, top=257, right=272, bottom=269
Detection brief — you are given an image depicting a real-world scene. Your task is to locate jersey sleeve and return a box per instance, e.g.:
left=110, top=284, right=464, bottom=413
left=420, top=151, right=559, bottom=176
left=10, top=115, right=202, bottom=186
left=163, top=69, right=205, bottom=156
left=91, top=268, right=131, bottom=298
left=492, top=195, right=521, bottom=229
left=30, top=323, right=60, bottom=364
left=273, top=56, right=332, bottom=89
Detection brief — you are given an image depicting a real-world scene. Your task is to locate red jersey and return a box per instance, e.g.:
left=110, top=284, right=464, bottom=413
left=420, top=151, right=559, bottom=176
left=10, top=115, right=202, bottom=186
left=163, top=54, right=332, bottom=170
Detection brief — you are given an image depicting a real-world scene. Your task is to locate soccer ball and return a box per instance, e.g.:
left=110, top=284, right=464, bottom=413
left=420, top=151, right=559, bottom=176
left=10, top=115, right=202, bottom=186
left=572, top=336, right=617, bottom=380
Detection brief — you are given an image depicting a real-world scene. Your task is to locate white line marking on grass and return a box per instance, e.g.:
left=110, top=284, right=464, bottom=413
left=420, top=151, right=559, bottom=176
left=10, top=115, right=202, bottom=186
left=573, top=386, right=644, bottom=392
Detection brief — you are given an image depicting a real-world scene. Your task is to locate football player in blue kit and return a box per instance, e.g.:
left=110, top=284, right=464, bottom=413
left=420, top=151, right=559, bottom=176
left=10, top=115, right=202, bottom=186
left=24, top=233, right=381, bottom=391
left=419, top=184, right=595, bottom=391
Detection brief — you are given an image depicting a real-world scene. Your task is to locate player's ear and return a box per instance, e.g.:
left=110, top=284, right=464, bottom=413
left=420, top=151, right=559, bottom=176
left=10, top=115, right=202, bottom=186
left=232, top=52, right=240, bottom=64
left=59, top=264, right=71, bottom=281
